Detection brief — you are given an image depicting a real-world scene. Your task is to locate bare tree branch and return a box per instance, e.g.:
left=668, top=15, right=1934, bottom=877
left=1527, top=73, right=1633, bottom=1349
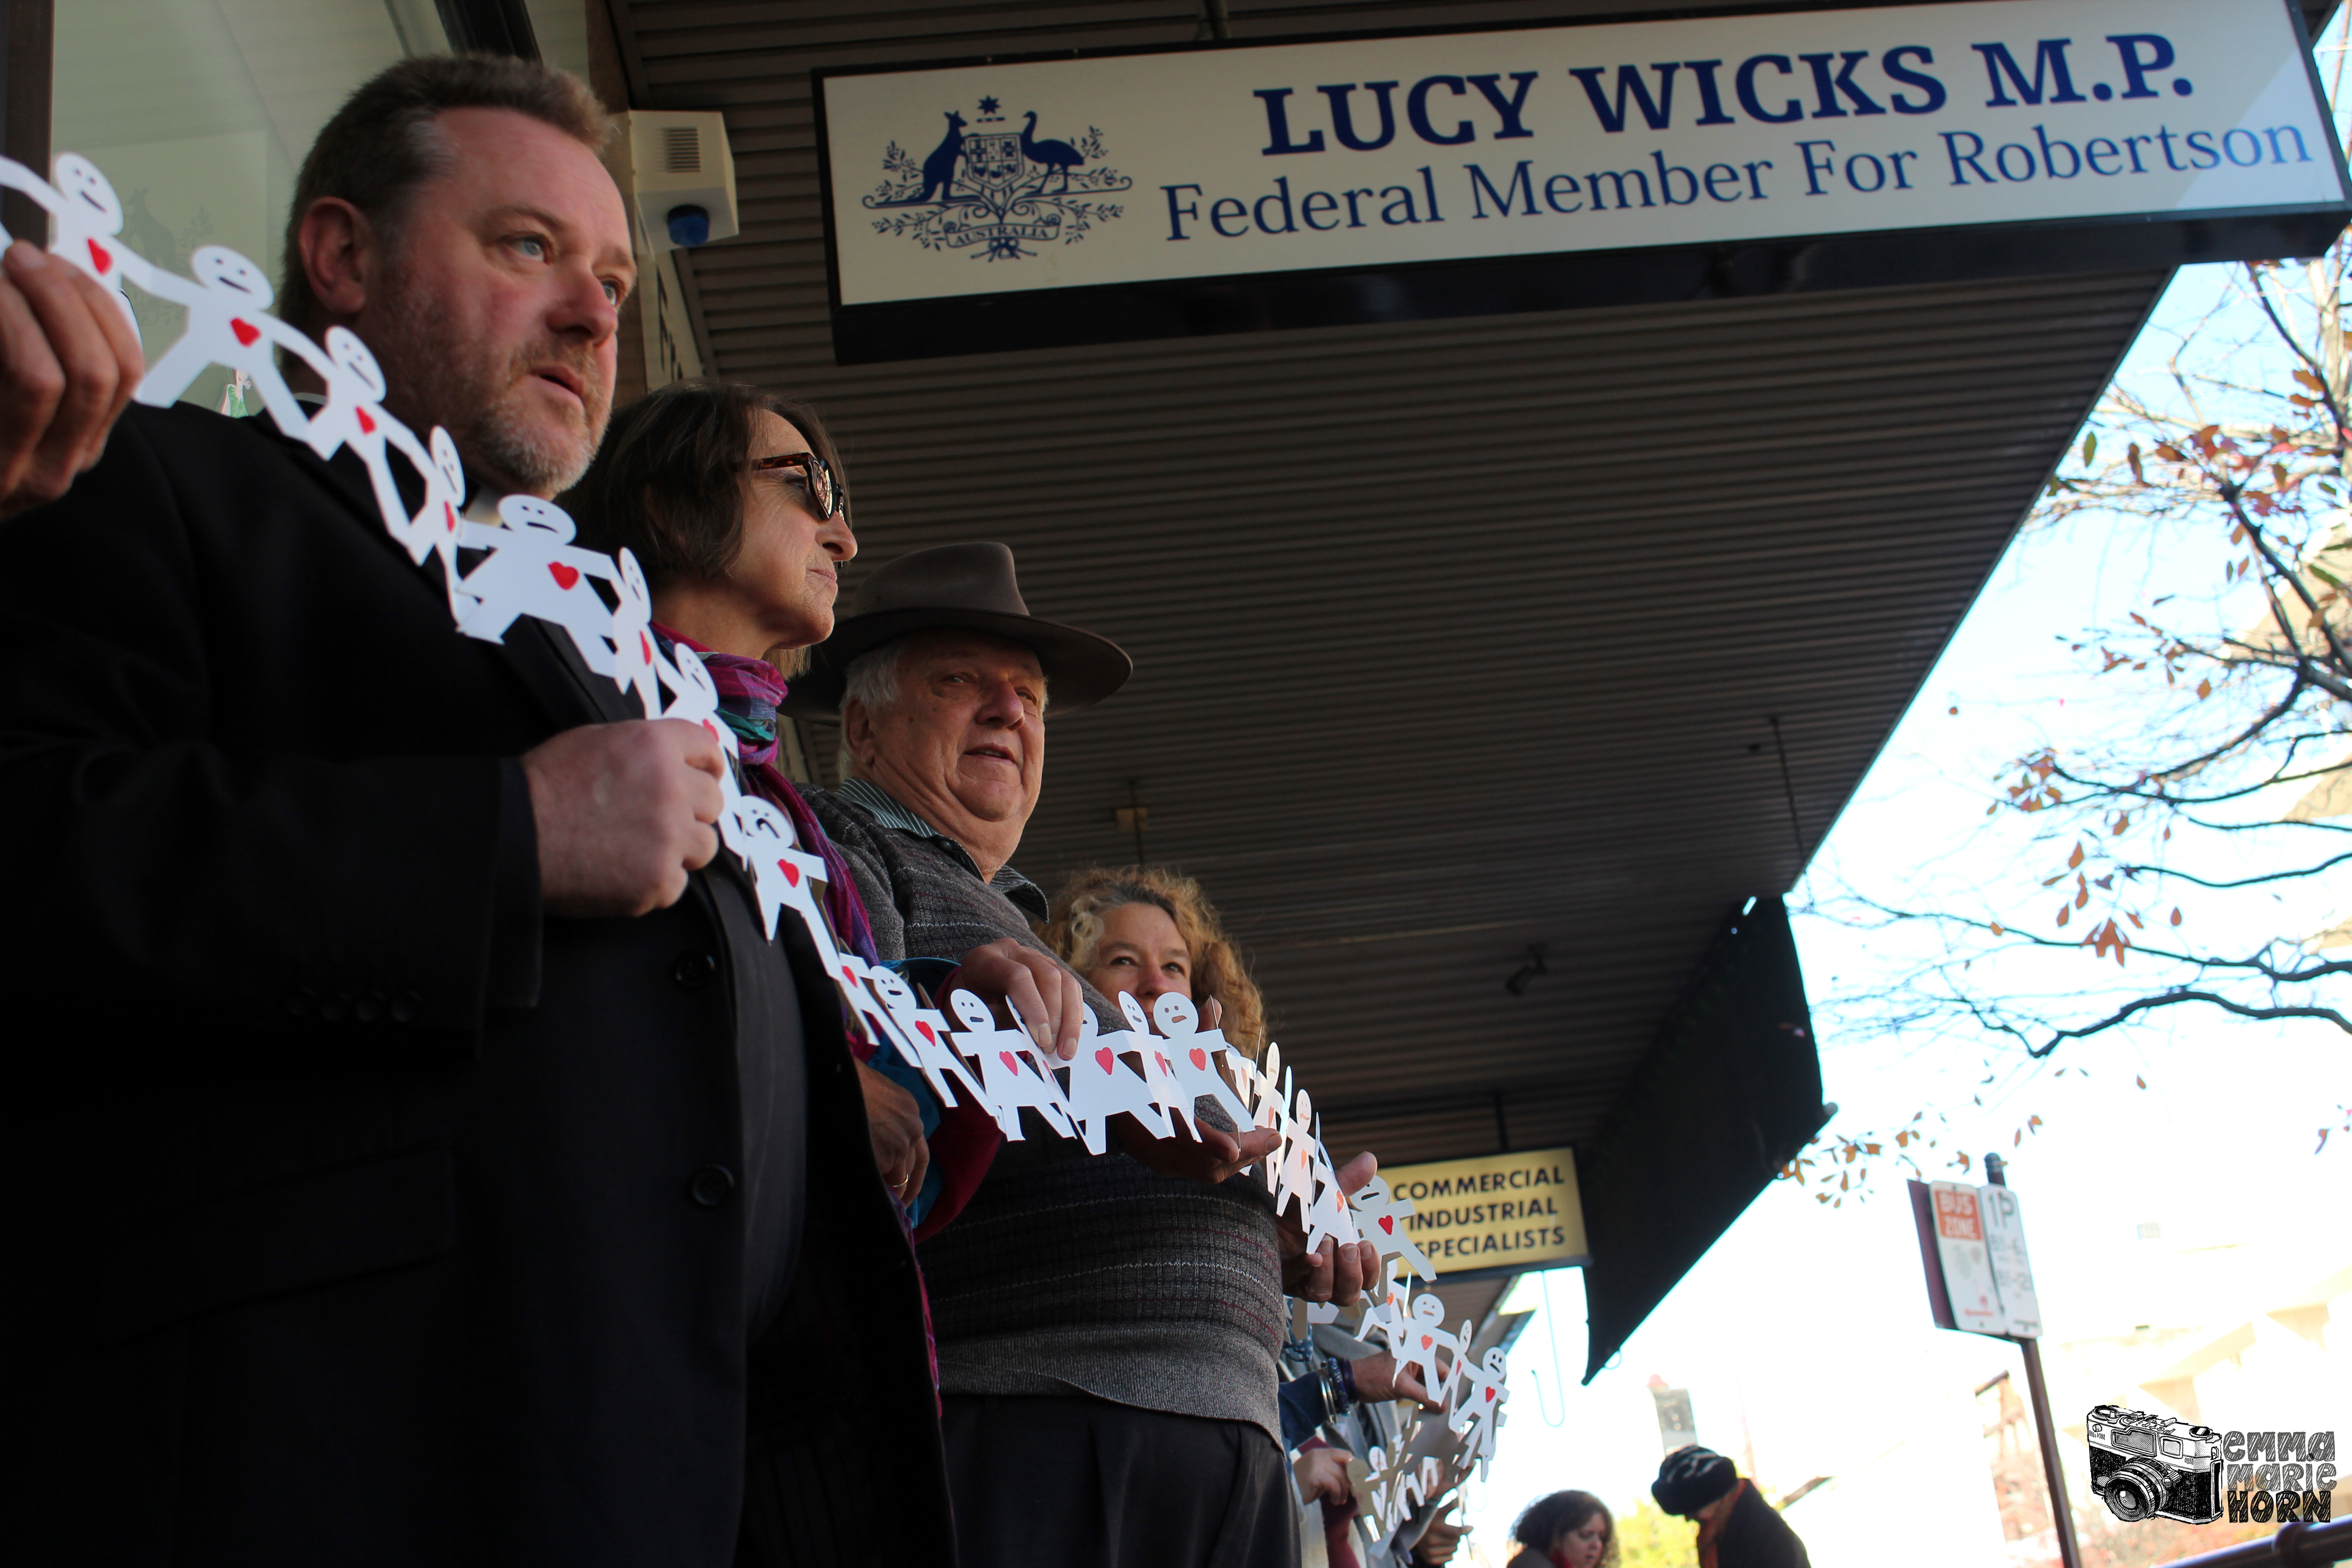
left=2026, top=990, right=2352, bottom=1056
left=2120, top=849, right=2352, bottom=888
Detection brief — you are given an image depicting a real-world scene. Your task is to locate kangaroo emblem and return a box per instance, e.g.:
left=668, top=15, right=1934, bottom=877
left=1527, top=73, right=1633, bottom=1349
left=916, top=111, right=966, bottom=205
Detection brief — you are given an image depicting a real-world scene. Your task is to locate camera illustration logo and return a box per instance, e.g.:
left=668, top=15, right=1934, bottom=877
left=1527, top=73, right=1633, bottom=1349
left=2087, top=1405, right=2223, bottom=1524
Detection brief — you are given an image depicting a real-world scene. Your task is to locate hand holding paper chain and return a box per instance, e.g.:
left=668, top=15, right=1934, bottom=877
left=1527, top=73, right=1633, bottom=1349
left=7, top=145, right=1509, bottom=1482
left=0, top=153, right=147, bottom=332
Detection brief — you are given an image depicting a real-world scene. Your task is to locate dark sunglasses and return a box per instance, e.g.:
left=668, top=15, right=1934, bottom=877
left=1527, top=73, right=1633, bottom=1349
left=745, top=451, right=846, bottom=522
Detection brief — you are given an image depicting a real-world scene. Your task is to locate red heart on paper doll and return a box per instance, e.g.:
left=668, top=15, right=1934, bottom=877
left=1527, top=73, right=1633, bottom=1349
left=88, top=239, right=112, bottom=274
left=639, top=632, right=652, bottom=662
left=1379, top=1216, right=1395, bottom=1235
left=230, top=318, right=260, bottom=347
left=443, top=502, right=458, bottom=533
left=1095, top=1047, right=1115, bottom=1073
left=842, top=965, right=857, bottom=983
left=548, top=562, right=580, bottom=590
left=1155, top=1054, right=1171, bottom=1075
left=356, top=408, right=376, bottom=435
left=775, top=859, right=799, bottom=886
left=1189, top=1048, right=1207, bottom=1070
left=1485, top=1387, right=1497, bottom=1402
left=998, top=1051, right=1019, bottom=1073
left=917, top=1021, right=936, bottom=1044
left=1420, top=1335, right=1433, bottom=1349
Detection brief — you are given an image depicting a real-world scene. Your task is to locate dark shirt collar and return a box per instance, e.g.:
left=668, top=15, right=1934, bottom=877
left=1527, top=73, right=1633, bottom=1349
left=833, top=777, right=1049, bottom=921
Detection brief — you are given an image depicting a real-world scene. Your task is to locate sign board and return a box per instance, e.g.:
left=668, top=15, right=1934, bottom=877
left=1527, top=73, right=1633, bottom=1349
left=1379, top=1145, right=1588, bottom=1274
left=1651, top=1383, right=1699, bottom=1454
left=1930, top=1180, right=2008, bottom=1334
left=1909, top=1178, right=2043, bottom=1338
left=816, top=0, right=2349, bottom=360
left=1980, top=1184, right=2043, bottom=1338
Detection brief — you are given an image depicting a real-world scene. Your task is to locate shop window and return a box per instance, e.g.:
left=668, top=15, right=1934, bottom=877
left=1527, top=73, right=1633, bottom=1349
left=51, top=0, right=446, bottom=407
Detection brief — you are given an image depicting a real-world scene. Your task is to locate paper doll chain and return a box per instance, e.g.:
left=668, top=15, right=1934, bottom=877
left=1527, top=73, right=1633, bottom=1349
left=2, top=156, right=1509, bottom=1486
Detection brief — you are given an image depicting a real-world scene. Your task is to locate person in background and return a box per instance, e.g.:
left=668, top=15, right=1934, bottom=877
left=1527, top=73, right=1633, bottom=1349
left=1051, top=866, right=1437, bottom=1568
left=1506, top=1490, right=1614, bottom=1568
left=1653, top=1446, right=1810, bottom=1568
left=788, top=547, right=1380, bottom=1568
left=1054, top=866, right=1440, bottom=1431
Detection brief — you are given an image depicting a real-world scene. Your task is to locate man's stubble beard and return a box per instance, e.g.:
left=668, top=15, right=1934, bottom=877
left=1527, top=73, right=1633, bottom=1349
left=368, top=273, right=612, bottom=498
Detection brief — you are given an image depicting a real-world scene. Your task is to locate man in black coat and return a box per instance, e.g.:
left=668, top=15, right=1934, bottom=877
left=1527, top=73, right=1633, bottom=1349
left=0, top=55, right=1019, bottom=1566
left=1654, top=1446, right=1814, bottom=1568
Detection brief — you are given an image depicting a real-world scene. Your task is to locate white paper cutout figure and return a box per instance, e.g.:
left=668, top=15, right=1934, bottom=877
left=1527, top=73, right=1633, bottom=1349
left=383, top=423, right=475, bottom=617
left=719, top=793, right=829, bottom=943
left=1060, top=1009, right=1173, bottom=1154
left=1112, top=990, right=1198, bottom=1133
left=866, top=963, right=983, bottom=1109
left=1247, top=1041, right=1286, bottom=1135
left=302, top=326, right=389, bottom=459
left=1383, top=1453, right=1444, bottom=1533
left=1147, top=992, right=1258, bottom=1136
left=453, top=496, right=625, bottom=674
left=1447, top=1345, right=1510, bottom=1478
left=1266, top=1085, right=1324, bottom=1230
left=1393, top=1294, right=1462, bottom=1415
left=291, top=326, right=426, bottom=539
left=652, top=641, right=738, bottom=757
left=133, top=246, right=309, bottom=431
left=0, top=154, right=147, bottom=333
left=1355, top=1258, right=1415, bottom=1350
left=1349, top=1174, right=1437, bottom=1283
left=948, top=988, right=1077, bottom=1141
left=1298, top=1133, right=1362, bottom=1259
left=608, top=549, right=662, bottom=719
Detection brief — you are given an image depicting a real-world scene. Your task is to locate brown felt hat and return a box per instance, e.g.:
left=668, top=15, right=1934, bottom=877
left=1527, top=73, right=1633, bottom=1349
left=779, top=542, right=1132, bottom=719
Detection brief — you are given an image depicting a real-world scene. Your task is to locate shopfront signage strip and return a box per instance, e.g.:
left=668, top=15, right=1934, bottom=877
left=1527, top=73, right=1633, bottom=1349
left=816, top=0, right=2348, bottom=360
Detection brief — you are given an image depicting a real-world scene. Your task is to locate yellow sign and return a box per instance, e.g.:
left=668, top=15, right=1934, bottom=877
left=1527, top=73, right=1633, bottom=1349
left=1382, top=1145, right=1587, bottom=1274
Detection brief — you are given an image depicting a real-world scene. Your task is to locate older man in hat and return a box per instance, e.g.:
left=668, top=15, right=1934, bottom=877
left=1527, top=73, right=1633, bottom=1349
left=786, top=543, right=1378, bottom=1568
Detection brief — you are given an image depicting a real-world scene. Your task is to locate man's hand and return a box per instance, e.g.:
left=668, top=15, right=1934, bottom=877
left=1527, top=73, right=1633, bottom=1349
left=859, top=1062, right=930, bottom=1200
left=1348, top=1350, right=1442, bottom=1411
left=1280, top=1150, right=1382, bottom=1305
left=952, top=937, right=1084, bottom=1059
left=1411, top=1503, right=1465, bottom=1565
left=0, top=241, right=142, bottom=518
left=1117, top=1115, right=1280, bottom=1186
left=522, top=719, right=724, bottom=916
left=1292, top=1445, right=1354, bottom=1507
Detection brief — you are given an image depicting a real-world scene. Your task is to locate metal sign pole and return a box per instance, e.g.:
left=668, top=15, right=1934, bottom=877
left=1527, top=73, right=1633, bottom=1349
left=1987, top=1154, right=2083, bottom=1568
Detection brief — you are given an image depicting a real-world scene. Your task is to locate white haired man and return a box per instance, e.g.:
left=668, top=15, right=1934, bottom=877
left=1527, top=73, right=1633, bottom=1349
left=788, top=542, right=1382, bottom=1568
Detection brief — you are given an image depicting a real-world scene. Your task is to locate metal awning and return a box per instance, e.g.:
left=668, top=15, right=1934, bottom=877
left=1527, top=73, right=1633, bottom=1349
left=595, top=0, right=2321, bottom=1329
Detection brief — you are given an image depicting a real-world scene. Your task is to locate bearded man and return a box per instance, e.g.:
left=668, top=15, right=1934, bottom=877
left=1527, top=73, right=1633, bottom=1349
left=0, top=56, right=985, bottom=1567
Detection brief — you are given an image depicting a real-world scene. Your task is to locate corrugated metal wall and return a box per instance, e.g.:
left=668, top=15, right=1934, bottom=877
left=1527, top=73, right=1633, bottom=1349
left=607, top=0, right=2168, bottom=1165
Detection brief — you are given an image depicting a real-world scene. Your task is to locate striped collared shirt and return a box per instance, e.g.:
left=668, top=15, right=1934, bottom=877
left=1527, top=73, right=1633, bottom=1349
left=831, top=776, right=1049, bottom=920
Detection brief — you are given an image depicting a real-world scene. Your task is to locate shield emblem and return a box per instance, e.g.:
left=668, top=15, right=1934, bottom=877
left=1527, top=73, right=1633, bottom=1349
left=963, top=132, right=1024, bottom=193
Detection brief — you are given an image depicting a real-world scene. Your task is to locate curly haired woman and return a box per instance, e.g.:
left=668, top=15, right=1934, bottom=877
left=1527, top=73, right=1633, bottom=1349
left=1039, top=866, right=1268, bottom=1061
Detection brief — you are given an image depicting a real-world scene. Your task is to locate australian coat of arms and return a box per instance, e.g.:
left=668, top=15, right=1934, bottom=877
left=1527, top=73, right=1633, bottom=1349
left=864, top=97, right=1133, bottom=260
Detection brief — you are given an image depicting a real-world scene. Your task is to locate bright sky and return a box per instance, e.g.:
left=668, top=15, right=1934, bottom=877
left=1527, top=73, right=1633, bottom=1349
left=1450, top=250, right=2352, bottom=1560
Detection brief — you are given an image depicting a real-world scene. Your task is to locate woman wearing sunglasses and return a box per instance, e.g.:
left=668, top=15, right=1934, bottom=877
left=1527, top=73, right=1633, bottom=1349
left=577, top=378, right=948, bottom=1196
left=575, top=380, right=990, bottom=1564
